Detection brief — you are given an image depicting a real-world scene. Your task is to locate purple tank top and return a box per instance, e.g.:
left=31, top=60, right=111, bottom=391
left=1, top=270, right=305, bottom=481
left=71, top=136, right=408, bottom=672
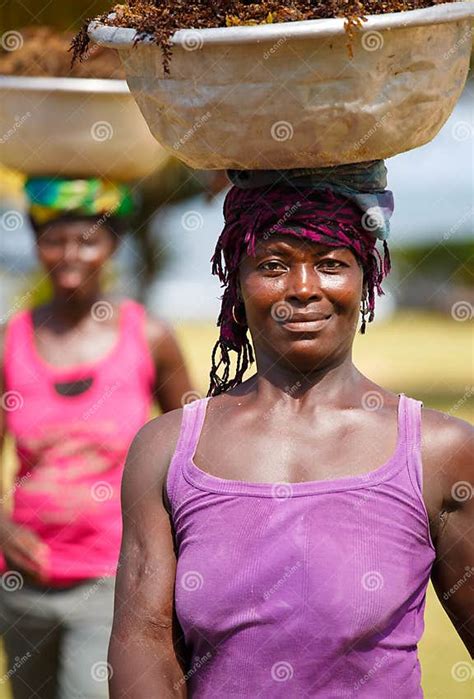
left=166, top=393, right=436, bottom=698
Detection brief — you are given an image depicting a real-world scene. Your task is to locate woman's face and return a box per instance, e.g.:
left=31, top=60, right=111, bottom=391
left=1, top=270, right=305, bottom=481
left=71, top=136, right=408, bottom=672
left=239, top=234, right=365, bottom=372
left=36, top=219, right=117, bottom=295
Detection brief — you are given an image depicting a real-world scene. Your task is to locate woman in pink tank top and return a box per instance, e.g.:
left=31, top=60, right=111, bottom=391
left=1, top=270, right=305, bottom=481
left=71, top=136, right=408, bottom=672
left=0, top=177, right=194, bottom=698
left=109, top=168, right=473, bottom=698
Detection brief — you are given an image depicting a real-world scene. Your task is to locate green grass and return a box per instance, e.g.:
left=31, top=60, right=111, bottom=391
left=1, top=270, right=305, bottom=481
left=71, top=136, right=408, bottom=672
left=1, top=311, right=472, bottom=697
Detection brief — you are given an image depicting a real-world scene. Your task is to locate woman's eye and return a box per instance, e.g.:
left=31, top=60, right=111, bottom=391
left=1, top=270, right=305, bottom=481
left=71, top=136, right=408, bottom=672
left=41, top=237, right=63, bottom=247
left=260, top=261, right=286, bottom=271
left=319, top=259, right=344, bottom=269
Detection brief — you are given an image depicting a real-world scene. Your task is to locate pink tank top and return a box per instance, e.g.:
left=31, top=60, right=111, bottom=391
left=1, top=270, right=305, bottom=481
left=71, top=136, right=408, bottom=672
left=2, top=300, right=155, bottom=586
left=167, top=394, right=436, bottom=698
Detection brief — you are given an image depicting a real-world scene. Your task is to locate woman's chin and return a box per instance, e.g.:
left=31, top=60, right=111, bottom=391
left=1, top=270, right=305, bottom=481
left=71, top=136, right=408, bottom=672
left=54, top=273, right=85, bottom=291
left=270, top=344, right=333, bottom=373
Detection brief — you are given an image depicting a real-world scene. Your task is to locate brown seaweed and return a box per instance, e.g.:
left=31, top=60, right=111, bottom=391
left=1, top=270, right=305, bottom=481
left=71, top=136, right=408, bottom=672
left=71, top=1, right=455, bottom=73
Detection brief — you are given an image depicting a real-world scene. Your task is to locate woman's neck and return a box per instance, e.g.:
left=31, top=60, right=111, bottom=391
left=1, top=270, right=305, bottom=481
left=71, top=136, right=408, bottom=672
left=48, top=290, right=104, bottom=324
left=250, top=353, right=367, bottom=412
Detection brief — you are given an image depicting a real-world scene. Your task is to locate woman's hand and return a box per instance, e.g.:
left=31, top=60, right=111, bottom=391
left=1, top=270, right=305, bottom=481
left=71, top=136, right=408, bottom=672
left=0, top=521, right=50, bottom=582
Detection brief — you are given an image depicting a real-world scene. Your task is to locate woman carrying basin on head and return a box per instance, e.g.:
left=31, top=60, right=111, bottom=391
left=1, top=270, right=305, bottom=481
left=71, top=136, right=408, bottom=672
left=0, top=176, right=194, bottom=699
left=108, top=162, right=473, bottom=697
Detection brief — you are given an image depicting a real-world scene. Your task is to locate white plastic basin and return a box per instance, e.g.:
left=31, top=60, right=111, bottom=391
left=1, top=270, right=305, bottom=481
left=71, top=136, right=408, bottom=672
left=0, top=76, right=170, bottom=180
left=88, top=2, right=474, bottom=170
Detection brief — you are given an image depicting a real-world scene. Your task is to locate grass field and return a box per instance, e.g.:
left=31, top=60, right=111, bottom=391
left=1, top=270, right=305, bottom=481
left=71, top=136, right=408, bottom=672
left=0, top=310, right=472, bottom=697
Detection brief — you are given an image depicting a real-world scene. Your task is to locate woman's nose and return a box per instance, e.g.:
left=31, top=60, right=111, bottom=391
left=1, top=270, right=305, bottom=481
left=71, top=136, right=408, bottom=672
left=62, top=241, right=80, bottom=262
left=286, top=264, right=322, bottom=303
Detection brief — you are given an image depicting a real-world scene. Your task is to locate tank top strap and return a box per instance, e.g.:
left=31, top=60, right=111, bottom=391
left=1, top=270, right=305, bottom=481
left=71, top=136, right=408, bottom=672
left=119, top=299, right=155, bottom=385
left=120, top=298, right=146, bottom=337
left=400, top=392, right=425, bottom=494
left=3, top=310, right=32, bottom=382
left=166, top=397, right=210, bottom=506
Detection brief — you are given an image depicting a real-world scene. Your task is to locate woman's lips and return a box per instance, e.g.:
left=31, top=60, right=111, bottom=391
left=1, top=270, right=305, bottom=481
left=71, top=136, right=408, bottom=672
left=281, top=315, right=332, bottom=332
left=56, top=270, right=84, bottom=287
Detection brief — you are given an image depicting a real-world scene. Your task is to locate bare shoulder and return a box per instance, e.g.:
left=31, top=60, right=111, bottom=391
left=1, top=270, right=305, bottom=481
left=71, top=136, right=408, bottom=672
left=144, top=313, right=172, bottom=346
left=421, top=406, right=473, bottom=509
left=123, top=407, right=184, bottom=510
left=143, top=312, right=182, bottom=363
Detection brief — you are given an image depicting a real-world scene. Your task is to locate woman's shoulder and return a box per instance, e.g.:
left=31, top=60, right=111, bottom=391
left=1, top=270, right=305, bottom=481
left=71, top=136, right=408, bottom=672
left=0, top=307, right=32, bottom=363
left=134, top=407, right=185, bottom=450
left=421, top=403, right=473, bottom=448
left=125, top=408, right=185, bottom=486
left=420, top=405, right=473, bottom=509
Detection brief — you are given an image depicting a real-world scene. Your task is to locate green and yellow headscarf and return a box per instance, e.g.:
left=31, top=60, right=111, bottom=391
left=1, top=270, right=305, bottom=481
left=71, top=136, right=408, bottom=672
left=25, top=177, right=134, bottom=225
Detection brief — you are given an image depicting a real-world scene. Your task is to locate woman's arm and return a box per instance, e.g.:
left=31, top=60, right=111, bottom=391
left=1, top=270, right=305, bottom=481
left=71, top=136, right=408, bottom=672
left=108, top=409, right=187, bottom=697
left=0, top=325, right=49, bottom=580
left=425, top=411, right=474, bottom=658
left=145, top=316, right=195, bottom=413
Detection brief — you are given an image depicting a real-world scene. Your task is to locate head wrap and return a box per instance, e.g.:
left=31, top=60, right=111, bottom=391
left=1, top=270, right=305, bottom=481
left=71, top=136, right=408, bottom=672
left=227, top=159, right=394, bottom=241
left=25, top=177, right=134, bottom=225
left=209, top=160, right=394, bottom=396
